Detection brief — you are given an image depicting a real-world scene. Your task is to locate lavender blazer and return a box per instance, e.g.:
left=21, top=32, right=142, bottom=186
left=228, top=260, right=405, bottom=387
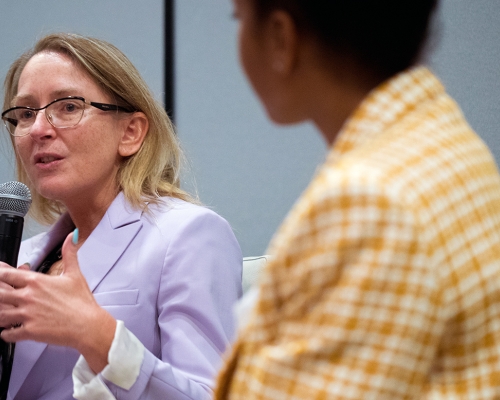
left=8, top=192, right=242, bottom=400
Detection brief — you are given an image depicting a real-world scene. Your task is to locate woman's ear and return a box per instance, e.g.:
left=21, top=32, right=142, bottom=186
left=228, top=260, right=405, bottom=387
left=266, top=10, right=299, bottom=75
left=118, top=112, right=149, bottom=157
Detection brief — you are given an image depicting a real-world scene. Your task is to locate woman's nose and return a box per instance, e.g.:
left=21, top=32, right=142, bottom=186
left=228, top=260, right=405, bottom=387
left=29, top=110, right=55, bottom=140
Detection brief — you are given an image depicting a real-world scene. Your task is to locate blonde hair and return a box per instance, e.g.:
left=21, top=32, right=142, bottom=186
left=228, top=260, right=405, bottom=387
left=3, top=33, right=195, bottom=224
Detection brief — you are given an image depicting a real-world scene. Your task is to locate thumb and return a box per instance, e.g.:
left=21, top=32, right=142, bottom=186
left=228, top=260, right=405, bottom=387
left=61, top=228, right=80, bottom=276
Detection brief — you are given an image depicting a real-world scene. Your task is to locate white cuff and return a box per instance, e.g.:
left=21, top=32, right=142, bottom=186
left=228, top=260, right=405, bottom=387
left=73, top=320, right=145, bottom=399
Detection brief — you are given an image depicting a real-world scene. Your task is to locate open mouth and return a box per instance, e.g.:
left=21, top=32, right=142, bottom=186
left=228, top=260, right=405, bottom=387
left=36, top=155, right=62, bottom=164
left=40, top=156, right=57, bottom=164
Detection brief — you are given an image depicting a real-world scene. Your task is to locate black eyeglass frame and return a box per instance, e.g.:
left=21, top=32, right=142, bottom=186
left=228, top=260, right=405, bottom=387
left=1, top=96, right=136, bottom=136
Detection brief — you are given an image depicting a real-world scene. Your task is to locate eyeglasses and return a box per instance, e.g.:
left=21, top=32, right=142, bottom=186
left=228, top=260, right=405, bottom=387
left=1, top=96, right=135, bottom=137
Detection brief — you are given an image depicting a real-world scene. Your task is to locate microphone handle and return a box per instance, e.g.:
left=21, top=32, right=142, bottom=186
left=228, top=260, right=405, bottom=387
left=0, top=344, right=14, bottom=400
left=0, top=214, right=24, bottom=267
left=0, top=214, right=24, bottom=400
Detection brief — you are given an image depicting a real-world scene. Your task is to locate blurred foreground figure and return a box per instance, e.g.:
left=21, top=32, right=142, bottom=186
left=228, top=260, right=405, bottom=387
left=217, top=0, right=500, bottom=398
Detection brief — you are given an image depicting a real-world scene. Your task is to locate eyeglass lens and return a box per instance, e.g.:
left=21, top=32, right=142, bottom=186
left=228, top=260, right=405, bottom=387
left=4, top=98, right=86, bottom=136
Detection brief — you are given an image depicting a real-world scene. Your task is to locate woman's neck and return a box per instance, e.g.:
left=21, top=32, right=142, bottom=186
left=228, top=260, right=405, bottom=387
left=297, top=44, right=382, bottom=145
left=65, top=186, right=120, bottom=243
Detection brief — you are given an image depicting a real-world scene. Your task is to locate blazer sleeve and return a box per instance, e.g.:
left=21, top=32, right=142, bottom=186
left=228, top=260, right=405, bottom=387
left=100, top=208, right=242, bottom=399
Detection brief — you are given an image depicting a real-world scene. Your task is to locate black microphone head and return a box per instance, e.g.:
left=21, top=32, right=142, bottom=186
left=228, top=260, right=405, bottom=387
left=0, top=181, right=32, bottom=217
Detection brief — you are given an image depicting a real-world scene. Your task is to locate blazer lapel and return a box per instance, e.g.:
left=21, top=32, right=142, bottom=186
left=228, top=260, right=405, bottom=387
left=19, top=213, right=75, bottom=270
left=8, top=341, right=48, bottom=399
left=77, top=192, right=143, bottom=291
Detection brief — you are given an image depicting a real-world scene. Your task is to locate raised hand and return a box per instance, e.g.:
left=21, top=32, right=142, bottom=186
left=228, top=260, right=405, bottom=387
left=0, top=230, right=116, bottom=373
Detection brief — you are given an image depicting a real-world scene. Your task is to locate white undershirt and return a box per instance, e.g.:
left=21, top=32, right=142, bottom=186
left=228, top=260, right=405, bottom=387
left=72, top=320, right=144, bottom=399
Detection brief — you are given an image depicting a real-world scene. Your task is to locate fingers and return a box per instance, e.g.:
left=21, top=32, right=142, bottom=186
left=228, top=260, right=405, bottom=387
left=0, top=277, right=23, bottom=313
left=0, top=228, right=98, bottom=347
left=0, top=307, right=22, bottom=331
left=0, top=262, right=30, bottom=271
left=0, top=267, right=29, bottom=328
left=0, top=265, right=31, bottom=289
left=1, top=323, right=28, bottom=343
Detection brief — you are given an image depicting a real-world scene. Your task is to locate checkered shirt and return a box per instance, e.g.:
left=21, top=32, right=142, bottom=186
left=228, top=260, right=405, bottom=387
left=216, top=67, right=500, bottom=399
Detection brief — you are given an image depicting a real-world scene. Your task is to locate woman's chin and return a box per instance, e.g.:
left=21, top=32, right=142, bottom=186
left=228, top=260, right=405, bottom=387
left=268, top=112, right=307, bottom=126
left=265, top=105, right=307, bottom=126
left=35, top=184, right=67, bottom=203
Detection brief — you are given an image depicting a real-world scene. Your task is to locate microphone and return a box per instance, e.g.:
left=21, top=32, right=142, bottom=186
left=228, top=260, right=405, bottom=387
left=0, top=181, right=32, bottom=267
left=0, top=181, right=31, bottom=400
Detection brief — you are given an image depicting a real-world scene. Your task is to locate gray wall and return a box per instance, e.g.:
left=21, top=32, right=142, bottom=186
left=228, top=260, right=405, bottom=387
left=430, top=1, right=500, bottom=161
left=1, top=1, right=499, bottom=256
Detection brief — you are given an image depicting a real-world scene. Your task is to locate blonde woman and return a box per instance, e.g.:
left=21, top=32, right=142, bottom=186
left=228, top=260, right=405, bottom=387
left=0, top=33, right=242, bottom=400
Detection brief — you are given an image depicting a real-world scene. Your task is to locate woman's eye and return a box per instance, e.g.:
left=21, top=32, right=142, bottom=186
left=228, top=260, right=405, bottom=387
left=55, top=100, right=83, bottom=114
left=63, top=102, right=77, bottom=112
left=19, top=109, right=35, bottom=120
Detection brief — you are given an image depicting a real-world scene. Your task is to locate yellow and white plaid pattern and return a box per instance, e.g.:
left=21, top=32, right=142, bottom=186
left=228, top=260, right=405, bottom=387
left=216, top=67, right=500, bottom=399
